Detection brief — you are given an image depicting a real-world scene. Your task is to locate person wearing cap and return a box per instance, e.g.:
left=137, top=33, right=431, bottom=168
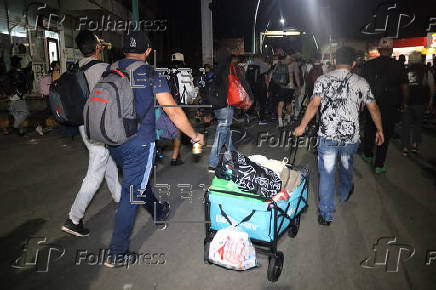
left=361, top=37, right=408, bottom=174
left=400, top=51, right=435, bottom=156
left=104, top=31, right=204, bottom=268
left=61, top=30, right=121, bottom=238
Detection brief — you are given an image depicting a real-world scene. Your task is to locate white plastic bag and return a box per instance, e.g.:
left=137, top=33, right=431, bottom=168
left=209, top=226, right=257, bottom=271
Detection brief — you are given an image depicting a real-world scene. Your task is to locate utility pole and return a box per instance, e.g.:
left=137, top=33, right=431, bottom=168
left=132, top=0, right=139, bottom=30
left=201, top=0, right=213, bottom=65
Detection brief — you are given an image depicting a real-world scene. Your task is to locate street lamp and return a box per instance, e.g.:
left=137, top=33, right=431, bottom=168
left=253, top=0, right=261, bottom=54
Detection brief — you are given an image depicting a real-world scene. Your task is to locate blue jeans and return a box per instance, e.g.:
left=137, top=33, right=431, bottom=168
left=317, top=137, right=360, bottom=221
left=108, top=137, right=163, bottom=255
left=208, top=106, right=234, bottom=168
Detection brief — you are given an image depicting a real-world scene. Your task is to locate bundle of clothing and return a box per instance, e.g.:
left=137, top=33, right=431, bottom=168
left=215, top=151, right=302, bottom=200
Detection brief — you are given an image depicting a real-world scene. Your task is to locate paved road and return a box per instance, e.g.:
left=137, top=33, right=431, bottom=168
left=1, top=119, right=435, bottom=290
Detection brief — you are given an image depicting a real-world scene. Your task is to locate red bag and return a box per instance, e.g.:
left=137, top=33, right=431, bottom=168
left=227, top=65, right=253, bottom=110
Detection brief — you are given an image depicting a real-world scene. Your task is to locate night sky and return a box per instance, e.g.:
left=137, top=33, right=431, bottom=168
left=146, top=0, right=436, bottom=66
left=214, top=0, right=436, bottom=46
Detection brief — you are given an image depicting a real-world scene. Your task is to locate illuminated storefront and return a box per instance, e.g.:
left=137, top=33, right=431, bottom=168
left=393, top=35, right=436, bottom=64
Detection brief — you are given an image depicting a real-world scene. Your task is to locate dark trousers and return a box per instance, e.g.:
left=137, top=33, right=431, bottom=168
left=256, top=86, right=268, bottom=121
left=108, top=137, right=163, bottom=255
left=362, top=107, right=397, bottom=168
left=401, top=105, right=425, bottom=148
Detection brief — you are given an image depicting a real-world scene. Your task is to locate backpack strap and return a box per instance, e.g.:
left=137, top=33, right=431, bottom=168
left=79, top=59, right=104, bottom=71
left=110, top=61, right=119, bottom=70
left=125, top=60, right=147, bottom=73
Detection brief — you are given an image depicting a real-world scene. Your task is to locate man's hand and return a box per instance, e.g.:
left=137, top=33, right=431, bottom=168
left=191, top=133, right=205, bottom=146
left=401, top=103, right=408, bottom=112
left=375, top=129, right=384, bottom=146
left=293, top=124, right=306, bottom=136
left=366, top=102, right=384, bottom=145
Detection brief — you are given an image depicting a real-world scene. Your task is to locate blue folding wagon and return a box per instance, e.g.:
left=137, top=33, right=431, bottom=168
left=204, top=162, right=309, bottom=282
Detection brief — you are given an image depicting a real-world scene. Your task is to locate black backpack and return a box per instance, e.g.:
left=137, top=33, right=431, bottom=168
left=201, top=72, right=227, bottom=109
left=167, top=71, right=181, bottom=104
left=49, top=60, right=103, bottom=125
left=364, top=58, right=401, bottom=107
left=245, top=64, right=261, bottom=91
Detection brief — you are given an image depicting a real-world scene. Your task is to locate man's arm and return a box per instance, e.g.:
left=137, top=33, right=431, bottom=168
left=428, top=83, right=435, bottom=110
left=366, top=102, right=384, bottom=146
left=427, top=72, right=435, bottom=110
left=293, top=96, right=321, bottom=136
left=156, top=92, right=204, bottom=145
left=401, top=83, right=409, bottom=111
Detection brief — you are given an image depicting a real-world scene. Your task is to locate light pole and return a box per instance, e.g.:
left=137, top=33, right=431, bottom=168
left=252, top=0, right=261, bottom=54
left=132, top=0, right=139, bottom=30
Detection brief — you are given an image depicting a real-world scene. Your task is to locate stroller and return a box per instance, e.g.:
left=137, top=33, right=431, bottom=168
left=204, top=140, right=309, bottom=282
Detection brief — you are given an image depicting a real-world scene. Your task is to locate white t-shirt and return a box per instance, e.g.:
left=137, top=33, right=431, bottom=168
left=313, top=69, right=375, bottom=143
left=78, top=56, right=108, bottom=91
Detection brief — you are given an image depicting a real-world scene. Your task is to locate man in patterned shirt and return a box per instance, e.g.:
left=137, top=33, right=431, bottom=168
left=293, top=47, right=384, bottom=225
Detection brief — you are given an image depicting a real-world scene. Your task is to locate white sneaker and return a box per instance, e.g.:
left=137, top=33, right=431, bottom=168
left=35, top=125, right=44, bottom=136
left=278, top=118, right=283, bottom=128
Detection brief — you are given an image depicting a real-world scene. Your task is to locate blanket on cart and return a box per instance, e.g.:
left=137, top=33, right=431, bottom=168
left=216, top=151, right=281, bottom=198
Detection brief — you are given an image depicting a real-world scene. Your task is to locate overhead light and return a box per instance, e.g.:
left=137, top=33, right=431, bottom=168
left=266, top=35, right=284, bottom=38
left=280, top=18, right=285, bottom=25
left=265, top=30, right=301, bottom=36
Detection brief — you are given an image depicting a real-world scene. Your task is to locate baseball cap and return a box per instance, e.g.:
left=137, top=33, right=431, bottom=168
left=171, top=52, right=184, bottom=62
left=378, top=37, right=393, bottom=49
left=123, top=31, right=151, bottom=53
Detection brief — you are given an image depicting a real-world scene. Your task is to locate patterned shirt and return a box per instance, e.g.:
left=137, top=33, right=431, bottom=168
left=313, top=69, right=375, bottom=144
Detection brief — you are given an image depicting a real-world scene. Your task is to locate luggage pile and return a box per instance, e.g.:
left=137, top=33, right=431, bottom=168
left=204, top=150, right=309, bottom=282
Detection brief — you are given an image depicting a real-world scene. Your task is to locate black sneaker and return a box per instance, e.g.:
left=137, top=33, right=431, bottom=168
left=104, top=251, right=137, bottom=268
left=317, top=214, right=331, bottom=226
left=170, top=157, right=184, bottom=166
left=61, top=219, right=89, bottom=237
left=155, top=202, right=170, bottom=230
left=208, top=167, right=216, bottom=173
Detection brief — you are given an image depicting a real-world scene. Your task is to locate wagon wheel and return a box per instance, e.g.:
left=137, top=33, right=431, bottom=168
left=267, top=251, right=284, bottom=282
left=288, top=213, right=301, bottom=238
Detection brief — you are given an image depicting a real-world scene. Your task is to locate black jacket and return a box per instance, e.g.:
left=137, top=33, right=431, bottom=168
left=362, top=56, right=407, bottom=109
